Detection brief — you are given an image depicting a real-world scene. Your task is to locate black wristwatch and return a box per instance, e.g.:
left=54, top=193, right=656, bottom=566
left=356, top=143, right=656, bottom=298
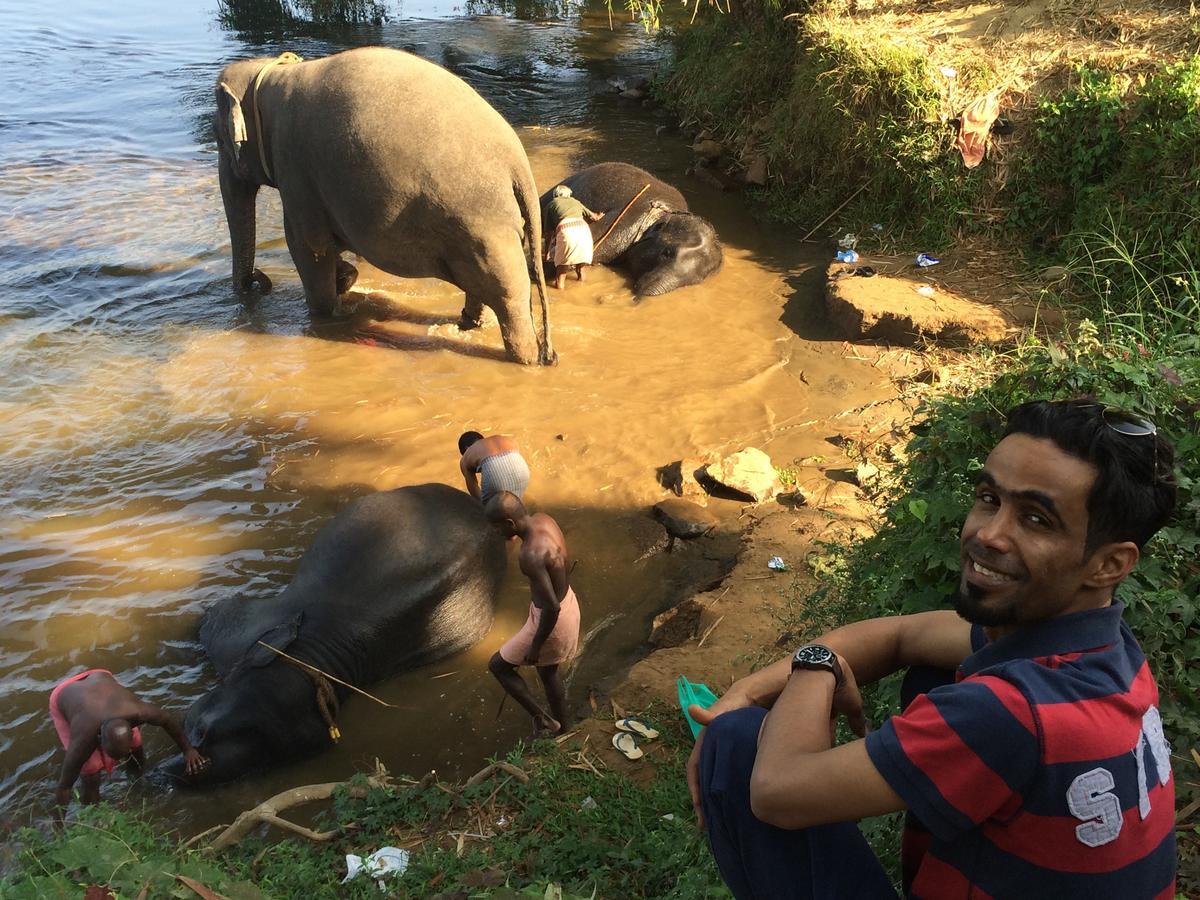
left=791, top=643, right=844, bottom=689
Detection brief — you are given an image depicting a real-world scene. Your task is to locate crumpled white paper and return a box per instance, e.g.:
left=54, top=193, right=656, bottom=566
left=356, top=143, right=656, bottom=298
left=342, top=846, right=410, bottom=890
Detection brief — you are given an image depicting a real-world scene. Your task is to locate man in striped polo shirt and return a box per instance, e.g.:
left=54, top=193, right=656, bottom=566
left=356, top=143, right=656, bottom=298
left=687, top=399, right=1178, bottom=898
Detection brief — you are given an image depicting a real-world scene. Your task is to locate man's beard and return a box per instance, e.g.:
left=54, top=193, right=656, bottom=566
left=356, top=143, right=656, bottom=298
left=953, top=580, right=1019, bottom=627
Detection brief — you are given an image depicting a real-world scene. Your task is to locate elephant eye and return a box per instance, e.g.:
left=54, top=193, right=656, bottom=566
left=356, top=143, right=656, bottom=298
left=662, top=246, right=675, bottom=258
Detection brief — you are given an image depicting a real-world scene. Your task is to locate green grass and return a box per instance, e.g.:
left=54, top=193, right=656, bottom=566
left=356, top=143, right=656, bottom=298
left=1, top=711, right=728, bottom=899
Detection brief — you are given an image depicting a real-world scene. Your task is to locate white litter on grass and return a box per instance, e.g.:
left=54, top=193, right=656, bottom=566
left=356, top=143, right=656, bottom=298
left=343, top=847, right=410, bottom=890
left=661, top=813, right=676, bottom=821
left=581, top=795, right=599, bottom=810
left=767, top=556, right=788, bottom=571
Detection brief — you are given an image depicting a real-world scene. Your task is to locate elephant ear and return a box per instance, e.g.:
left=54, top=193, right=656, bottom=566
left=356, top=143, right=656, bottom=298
left=215, top=82, right=248, bottom=169
left=199, top=595, right=303, bottom=676
left=240, top=615, right=304, bottom=669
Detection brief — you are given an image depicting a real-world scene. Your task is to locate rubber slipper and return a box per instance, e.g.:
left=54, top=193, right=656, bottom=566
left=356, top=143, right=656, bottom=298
left=612, top=731, right=643, bottom=760
left=615, top=717, right=660, bottom=741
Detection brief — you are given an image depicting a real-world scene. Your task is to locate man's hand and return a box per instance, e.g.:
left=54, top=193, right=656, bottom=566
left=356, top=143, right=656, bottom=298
left=685, top=686, right=757, bottom=829
left=830, top=652, right=869, bottom=741
left=183, top=748, right=210, bottom=777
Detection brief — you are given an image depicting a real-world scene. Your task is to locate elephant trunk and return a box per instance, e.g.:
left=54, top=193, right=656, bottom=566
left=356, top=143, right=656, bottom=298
left=634, top=270, right=679, bottom=298
left=219, top=153, right=271, bottom=293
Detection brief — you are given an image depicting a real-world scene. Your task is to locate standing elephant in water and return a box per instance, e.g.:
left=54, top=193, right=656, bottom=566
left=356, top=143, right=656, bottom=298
left=155, top=484, right=506, bottom=785
left=213, top=47, right=554, bottom=365
left=541, top=162, right=722, bottom=297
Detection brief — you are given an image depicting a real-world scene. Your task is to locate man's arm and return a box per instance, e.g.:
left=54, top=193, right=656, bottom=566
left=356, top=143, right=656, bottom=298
left=460, top=450, right=481, bottom=499
left=524, top=561, right=561, bottom=663
left=54, top=738, right=93, bottom=806
left=687, top=610, right=972, bottom=824
left=137, top=703, right=208, bottom=775
left=749, top=663, right=904, bottom=829
left=583, top=206, right=605, bottom=223
left=707, top=610, right=972, bottom=714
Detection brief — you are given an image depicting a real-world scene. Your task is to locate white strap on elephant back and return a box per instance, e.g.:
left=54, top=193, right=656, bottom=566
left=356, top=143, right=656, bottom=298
left=250, top=52, right=304, bottom=183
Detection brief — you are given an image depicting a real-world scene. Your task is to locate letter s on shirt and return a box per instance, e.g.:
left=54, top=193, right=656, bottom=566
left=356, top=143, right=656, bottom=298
left=1067, top=768, right=1123, bottom=847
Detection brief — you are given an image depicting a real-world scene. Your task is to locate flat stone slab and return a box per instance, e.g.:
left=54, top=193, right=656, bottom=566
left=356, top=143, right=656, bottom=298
left=825, top=264, right=1014, bottom=346
left=653, top=498, right=719, bottom=540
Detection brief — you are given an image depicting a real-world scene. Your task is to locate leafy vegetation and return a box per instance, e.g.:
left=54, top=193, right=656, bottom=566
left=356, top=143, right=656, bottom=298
left=1, top=718, right=728, bottom=898
left=656, top=4, right=992, bottom=247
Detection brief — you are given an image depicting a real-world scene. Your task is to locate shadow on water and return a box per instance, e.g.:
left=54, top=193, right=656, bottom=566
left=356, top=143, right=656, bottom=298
left=216, top=0, right=390, bottom=32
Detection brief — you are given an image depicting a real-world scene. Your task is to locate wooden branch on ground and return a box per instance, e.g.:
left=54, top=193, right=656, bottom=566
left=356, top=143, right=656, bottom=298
left=205, top=761, right=526, bottom=852
left=208, top=781, right=366, bottom=850
left=465, top=761, right=529, bottom=787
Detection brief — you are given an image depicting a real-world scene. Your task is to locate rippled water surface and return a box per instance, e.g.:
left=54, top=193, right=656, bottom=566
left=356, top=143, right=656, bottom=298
left=0, top=0, right=892, bottom=832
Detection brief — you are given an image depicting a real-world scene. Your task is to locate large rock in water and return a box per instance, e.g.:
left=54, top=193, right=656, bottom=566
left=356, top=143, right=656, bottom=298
left=654, top=498, right=719, bottom=550
left=703, top=448, right=782, bottom=502
left=825, top=266, right=1013, bottom=346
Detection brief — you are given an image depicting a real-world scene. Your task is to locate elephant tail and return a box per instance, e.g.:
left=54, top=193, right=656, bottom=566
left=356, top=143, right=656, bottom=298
left=514, top=175, right=555, bottom=365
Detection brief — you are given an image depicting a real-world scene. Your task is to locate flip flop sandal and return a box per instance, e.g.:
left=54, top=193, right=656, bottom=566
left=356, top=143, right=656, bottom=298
left=615, top=717, right=660, bottom=741
left=612, top=731, right=644, bottom=760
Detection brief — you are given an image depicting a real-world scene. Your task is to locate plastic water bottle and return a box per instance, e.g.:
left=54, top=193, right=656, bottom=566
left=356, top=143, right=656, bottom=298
left=835, top=249, right=860, bottom=264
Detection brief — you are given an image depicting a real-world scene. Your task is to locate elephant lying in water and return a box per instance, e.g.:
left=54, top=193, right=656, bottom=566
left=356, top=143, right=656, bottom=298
left=213, top=47, right=553, bottom=365
left=541, top=162, right=723, bottom=297
left=156, top=484, right=505, bottom=785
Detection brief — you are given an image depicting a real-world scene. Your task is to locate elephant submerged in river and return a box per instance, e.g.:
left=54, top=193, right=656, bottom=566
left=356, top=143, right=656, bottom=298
left=156, top=484, right=506, bottom=785
left=541, top=162, right=723, bottom=297
left=213, top=47, right=554, bottom=365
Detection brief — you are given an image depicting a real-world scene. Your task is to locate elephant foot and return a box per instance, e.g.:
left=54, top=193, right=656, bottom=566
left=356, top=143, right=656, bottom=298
left=335, top=259, right=359, bottom=296
left=239, top=268, right=273, bottom=293
left=457, top=310, right=483, bottom=331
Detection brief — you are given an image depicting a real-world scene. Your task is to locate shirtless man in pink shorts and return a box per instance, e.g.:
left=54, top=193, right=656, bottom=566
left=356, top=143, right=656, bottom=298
left=485, top=492, right=580, bottom=736
left=49, top=669, right=208, bottom=806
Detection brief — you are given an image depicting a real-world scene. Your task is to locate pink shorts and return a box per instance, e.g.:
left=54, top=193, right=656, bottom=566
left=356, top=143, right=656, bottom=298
left=49, top=669, right=142, bottom=777
left=499, top=588, right=581, bottom=666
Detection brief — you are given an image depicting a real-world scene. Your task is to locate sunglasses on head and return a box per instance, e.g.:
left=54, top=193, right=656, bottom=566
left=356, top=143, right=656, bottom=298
left=1100, top=406, right=1162, bottom=480
left=1101, top=407, right=1157, bottom=437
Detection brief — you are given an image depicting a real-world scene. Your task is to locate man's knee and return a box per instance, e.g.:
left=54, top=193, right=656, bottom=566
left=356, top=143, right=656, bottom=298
left=702, top=707, right=768, bottom=779
left=488, top=652, right=512, bottom=677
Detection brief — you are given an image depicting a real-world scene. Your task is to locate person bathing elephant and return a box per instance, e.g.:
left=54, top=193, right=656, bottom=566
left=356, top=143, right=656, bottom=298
left=212, top=48, right=554, bottom=365
left=155, top=484, right=506, bottom=785
left=540, top=162, right=722, bottom=298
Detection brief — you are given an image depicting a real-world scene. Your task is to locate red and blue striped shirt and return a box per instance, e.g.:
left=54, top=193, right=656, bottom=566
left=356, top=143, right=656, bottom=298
left=865, top=603, right=1176, bottom=898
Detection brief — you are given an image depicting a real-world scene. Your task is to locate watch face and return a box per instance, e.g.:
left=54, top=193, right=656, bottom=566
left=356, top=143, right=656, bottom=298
left=794, top=644, right=834, bottom=666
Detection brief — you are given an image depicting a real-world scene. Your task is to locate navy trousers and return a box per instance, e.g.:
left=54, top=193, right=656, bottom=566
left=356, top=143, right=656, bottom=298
left=698, top=667, right=955, bottom=899
left=698, top=705, right=897, bottom=899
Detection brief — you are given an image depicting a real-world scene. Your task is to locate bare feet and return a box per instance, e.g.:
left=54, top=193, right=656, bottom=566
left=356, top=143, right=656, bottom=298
left=554, top=277, right=566, bottom=290
left=532, top=713, right=561, bottom=737
left=576, top=265, right=586, bottom=282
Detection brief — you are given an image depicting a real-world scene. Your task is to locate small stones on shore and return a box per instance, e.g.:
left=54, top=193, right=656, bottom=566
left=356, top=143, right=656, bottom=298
left=744, top=155, right=769, bottom=186
left=692, top=138, right=725, bottom=161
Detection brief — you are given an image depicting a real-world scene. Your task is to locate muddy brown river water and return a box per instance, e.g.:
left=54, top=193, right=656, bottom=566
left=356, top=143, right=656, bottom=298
left=0, top=0, right=896, bottom=833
